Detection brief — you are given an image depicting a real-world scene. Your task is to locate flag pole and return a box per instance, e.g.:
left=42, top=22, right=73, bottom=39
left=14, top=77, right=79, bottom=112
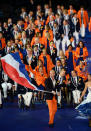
left=34, top=89, right=53, bottom=94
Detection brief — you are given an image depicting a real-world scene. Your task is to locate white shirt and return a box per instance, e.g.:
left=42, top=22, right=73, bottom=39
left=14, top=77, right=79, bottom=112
left=34, top=51, right=39, bottom=57
left=57, top=66, right=61, bottom=73
left=45, top=9, right=49, bottom=16
left=57, top=9, right=61, bottom=15
left=72, top=17, right=77, bottom=26
left=0, top=27, right=2, bottom=32
left=22, top=38, right=27, bottom=46
left=58, top=75, right=63, bottom=84
left=51, top=78, right=56, bottom=87
left=64, top=14, right=69, bottom=20
left=70, top=9, right=73, bottom=14
left=2, top=72, right=8, bottom=82
left=50, top=46, right=53, bottom=55
left=27, top=55, right=32, bottom=64
left=64, top=25, right=69, bottom=36
left=13, top=30, right=18, bottom=38
left=20, top=12, right=27, bottom=19
left=73, top=76, right=77, bottom=84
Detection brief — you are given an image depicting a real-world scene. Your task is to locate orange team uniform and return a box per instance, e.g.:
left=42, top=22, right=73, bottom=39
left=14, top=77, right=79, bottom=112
left=24, top=22, right=28, bottom=30
left=25, top=64, right=30, bottom=73
left=0, top=38, right=6, bottom=49
left=45, top=16, right=50, bottom=25
left=35, top=66, right=47, bottom=74
left=65, top=50, right=76, bottom=68
left=34, top=28, right=40, bottom=34
left=75, top=47, right=88, bottom=60
left=30, top=36, right=42, bottom=47
left=29, top=66, right=47, bottom=87
left=68, top=9, right=76, bottom=15
left=19, top=52, right=23, bottom=60
left=65, top=74, right=70, bottom=84
left=46, top=96, right=57, bottom=125
left=19, top=40, right=23, bottom=46
left=89, top=17, right=91, bottom=32
left=46, top=15, right=55, bottom=25
left=34, top=20, right=44, bottom=26
left=42, top=29, right=53, bottom=40
left=77, top=10, right=89, bottom=28
left=41, top=37, right=56, bottom=49
left=39, top=53, right=54, bottom=75
left=75, top=65, right=88, bottom=81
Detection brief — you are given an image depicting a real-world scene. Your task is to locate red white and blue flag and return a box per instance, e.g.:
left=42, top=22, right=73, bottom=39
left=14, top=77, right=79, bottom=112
left=1, top=53, right=38, bottom=90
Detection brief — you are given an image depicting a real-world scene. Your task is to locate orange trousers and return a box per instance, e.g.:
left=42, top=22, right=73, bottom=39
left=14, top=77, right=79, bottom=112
left=46, top=96, right=57, bottom=124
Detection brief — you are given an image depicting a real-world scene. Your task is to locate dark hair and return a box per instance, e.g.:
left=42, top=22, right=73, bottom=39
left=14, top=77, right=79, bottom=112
left=80, top=6, right=84, bottom=9
left=37, top=15, right=41, bottom=19
left=56, top=13, right=60, bottom=16
left=61, top=68, right=66, bottom=71
left=50, top=40, right=54, bottom=43
left=77, top=41, right=84, bottom=48
left=63, top=19, right=68, bottom=24
left=54, top=22, right=58, bottom=25
left=67, top=44, right=73, bottom=50
left=73, top=13, right=77, bottom=16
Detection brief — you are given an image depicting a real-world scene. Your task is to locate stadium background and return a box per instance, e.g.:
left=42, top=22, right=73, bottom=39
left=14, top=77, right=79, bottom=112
left=0, top=1, right=91, bottom=131
left=0, top=0, right=91, bottom=22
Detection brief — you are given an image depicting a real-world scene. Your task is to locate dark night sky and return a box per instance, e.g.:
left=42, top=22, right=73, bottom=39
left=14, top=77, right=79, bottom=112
left=0, top=0, right=91, bottom=9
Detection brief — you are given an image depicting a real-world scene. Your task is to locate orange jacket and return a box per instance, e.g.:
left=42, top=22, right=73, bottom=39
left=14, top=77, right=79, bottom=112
left=46, top=15, right=55, bottom=25
left=75, top=65, right=88, bottom=81
left=42, top=29, right=53, bottom=40
left=19, top=52, right=23, bottom=60
left=46, top=16, right=50, bottom=25
left=30, top=37, right=35, bottom=47
left=30, top=36, right=42, bottom=47
left=66, top=74, right=70, bottom=84
left=19, top=40, right=23, bottom=46
left=77, top=10, right=89, bottom=28
left=34, top=28, right=40, bottom=34
left=34, top=20, right=44, bottom=26
left=0, top=38, right=6, bottom=49
left=89, top=17, right=91, bottom=32
left=75, top=47, right=88, bottom=60
left=25, top=64, right=30, bottom=73
left=41, top=37, right=55, bottom=49
left=39, top=54, right=54, bottom=75
left=68, top=9, right=76, bottom=15
left=24, top=22, right=28, bottom=30
left=29, top=66, right=47, bottom=87
left=35, top=66, right=46, bottom=74
left=65, top=50, right=76, bottom=68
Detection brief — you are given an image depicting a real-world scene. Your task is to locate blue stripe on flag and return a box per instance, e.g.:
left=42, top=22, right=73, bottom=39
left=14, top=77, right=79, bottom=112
left=10, top=52, right=31, bottom=83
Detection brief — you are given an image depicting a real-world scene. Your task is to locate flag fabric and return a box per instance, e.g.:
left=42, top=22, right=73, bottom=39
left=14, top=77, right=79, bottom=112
left=1, top=52, right=38, bottom=90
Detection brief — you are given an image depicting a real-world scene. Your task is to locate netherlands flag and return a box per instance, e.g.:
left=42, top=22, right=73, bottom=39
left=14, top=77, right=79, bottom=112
left=1, top=52, right=38, bottom=90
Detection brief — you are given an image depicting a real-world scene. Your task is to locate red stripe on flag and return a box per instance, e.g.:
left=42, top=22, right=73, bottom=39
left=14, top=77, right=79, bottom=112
left=1, top=59, right=35, bottom=90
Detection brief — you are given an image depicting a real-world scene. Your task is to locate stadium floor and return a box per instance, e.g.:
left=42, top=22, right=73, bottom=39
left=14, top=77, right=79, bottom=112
left=0, top=30, right=91, bottom=131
